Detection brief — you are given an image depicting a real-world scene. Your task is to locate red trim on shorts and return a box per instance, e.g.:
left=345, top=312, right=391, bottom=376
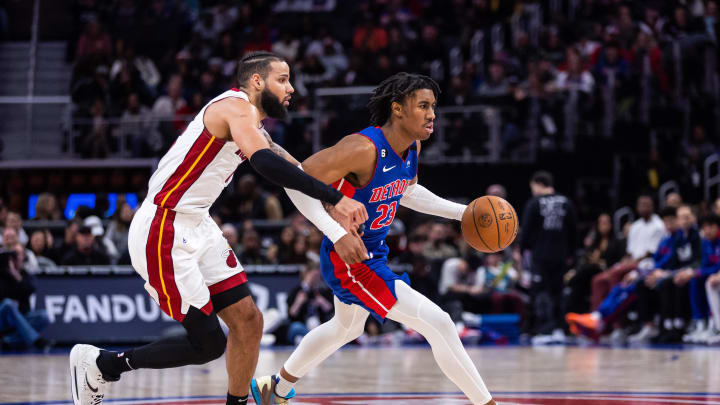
left=153, top=128, right=225, bottom=209
left=208, top=272, right=248, bottom=295
left=329, top=251, right=396, bottom=318
left=199, top=300, right=214, bottom=316
left=146, top=207, right=185, bottom=322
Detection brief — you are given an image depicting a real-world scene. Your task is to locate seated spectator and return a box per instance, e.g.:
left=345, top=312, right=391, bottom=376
left=652, top=205, right=702, bottom=343
left=485, top=184, right=507, bottom=199
left=84, top=215, right=118, bottom=262
left=554, top=47, right=595, bottom=95
left=272, top=32, right=300, bottom=64
left=221, top=223, right=242, bottom=255
left=680, top=214, right=720, bottom=343
left=439, top=258, right=491, bottom=321
left=104, top=203, right=134, bottom=264
left=34, top=193, right=62, bottom=221
left=0, top=248, right=50, bottom=350
left=118, top=93, right=159, bottom=157
left=1, top=228, right=38, bottom=274
left=284, top=263, right=334, bottom=344
left=153, top=75, right=187, bottom=149
left=423, top=222, right=458, bottom=260
left=584, top=212, right=627, bottom=267
left=352, top=16, right=388, bottom=54
left=238, top=228, right=268, bottom=265
left=704, top=215, right=720, bottom=344
left=76, top=19, right=112, bottom=62
left=60, top=225, right=111, bottom=266
left=0, top=211, right=29, bottom=247
left=591, top=194, right=665, bottom=309
left=568, top=206, right=685, bottom=341
left=477, top=61, right=511, bottom=100
left=28, top=230, right=56, bottom=267
left=566, top=213, right=624, bottom=314
left=476, top=253, right=526, bottom=321
left=217, top=174, right=283, bottom=222
left=665, top=192, right=683, bottom=209
left=78, top=98, right=112, bottom=158
left=47, top=221, right=80, bottom=264
left=275, top=226, right=297, bottom=264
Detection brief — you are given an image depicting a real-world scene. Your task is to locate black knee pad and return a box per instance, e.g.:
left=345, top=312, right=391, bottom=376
left=182, top=307, right=228, bottom=364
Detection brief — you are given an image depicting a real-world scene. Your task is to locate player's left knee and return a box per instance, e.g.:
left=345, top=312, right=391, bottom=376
left=221, top=298, right=264, bottom=340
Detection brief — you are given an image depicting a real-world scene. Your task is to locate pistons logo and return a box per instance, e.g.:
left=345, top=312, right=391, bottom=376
left=223, top=248, right=238, bottom=268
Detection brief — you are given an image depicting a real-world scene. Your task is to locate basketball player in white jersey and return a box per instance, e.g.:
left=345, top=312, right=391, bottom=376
left=69, top=52, right=369, bottom=405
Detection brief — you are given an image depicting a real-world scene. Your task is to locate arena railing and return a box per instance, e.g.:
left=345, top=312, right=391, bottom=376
left=705, top=153, right=720, bottom=203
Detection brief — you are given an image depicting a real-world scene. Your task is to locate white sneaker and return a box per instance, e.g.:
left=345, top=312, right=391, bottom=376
left=707, top=331, right=720, bottom=345
left=683, top=320, right=706, bottom=343
left=629, top=324, right=659, bottom=344
left=530, top=333, right=555, bottom=345
left=531, top=329, right=565, bottom=345
left=608, top=328, right=627, bottom=345
left=70, top=344, right=112, bottom=405
left=551, top=329, right=566, bottom=344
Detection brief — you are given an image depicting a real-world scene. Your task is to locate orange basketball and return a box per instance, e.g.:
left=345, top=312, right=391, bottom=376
left=461, top=195, right=518, bottom=253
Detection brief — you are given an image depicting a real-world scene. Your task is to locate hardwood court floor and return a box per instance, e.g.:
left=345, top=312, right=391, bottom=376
left=1, top=346, right=719, bottom=404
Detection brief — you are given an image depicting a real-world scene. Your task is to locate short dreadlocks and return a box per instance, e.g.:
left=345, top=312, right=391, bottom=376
left=367, top=72, right=440, bottom=126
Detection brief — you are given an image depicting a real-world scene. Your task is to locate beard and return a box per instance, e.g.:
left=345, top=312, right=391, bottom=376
left=260, top=88, right=287, bottom=119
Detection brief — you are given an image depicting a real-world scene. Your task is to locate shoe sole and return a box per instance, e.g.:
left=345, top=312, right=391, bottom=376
left=250, top=378, right=261, bottom=405
left=69, top=345, right=83, bottom=405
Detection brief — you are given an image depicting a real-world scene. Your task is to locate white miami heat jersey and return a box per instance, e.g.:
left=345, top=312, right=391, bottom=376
left=145, top=89, right=249, bottom=215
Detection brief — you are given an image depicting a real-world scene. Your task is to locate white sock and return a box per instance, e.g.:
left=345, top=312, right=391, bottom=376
left=274, top=374, right=295, bottom=398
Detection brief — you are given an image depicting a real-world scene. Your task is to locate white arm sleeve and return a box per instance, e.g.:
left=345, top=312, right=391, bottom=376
left=284, top=165, right=348, bottom=244
left=399, top=183, right=466, bottom=221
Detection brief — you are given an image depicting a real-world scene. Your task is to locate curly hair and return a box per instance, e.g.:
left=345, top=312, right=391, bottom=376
left=367, top=72, right=440, bottom=126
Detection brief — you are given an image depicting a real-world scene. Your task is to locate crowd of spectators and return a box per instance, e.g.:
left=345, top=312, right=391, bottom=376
left=63, top=0, right=719, bottom=168
left=4, top=168, right=720, bottom=347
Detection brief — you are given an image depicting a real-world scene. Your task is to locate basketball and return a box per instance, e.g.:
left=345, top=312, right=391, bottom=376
left=461, top=196, right=518, bottom=253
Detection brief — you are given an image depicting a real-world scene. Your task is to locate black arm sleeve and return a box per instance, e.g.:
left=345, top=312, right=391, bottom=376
left=249, top=148, right=343, bottom=205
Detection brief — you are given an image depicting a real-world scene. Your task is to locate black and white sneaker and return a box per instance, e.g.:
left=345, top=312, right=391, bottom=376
left=70, top=344, right=113, bottom=405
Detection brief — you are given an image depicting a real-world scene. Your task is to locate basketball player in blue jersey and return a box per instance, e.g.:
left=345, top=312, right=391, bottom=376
left=251, top=73, right=496, bottom=405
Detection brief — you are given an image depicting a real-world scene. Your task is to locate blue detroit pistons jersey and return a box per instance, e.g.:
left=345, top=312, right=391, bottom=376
left=324, top=126, right=418, bottom=256
left=319, top=126, right=417, bottom=321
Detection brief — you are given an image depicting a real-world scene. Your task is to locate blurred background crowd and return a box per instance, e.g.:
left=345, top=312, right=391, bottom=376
left=2, top=0, right=720, bottom=349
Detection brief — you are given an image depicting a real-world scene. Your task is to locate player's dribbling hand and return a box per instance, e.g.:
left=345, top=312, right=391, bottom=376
left=334, top=233, right=370, bottom=264
left=334, top=196, right=368, bottom=229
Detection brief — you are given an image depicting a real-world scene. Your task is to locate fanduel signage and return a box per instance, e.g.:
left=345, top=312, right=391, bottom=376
left=33, top=273, right=298, bottom=343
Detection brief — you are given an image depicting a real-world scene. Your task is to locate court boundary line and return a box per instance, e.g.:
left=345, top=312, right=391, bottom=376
left=4, top=391, right=720, bottom=405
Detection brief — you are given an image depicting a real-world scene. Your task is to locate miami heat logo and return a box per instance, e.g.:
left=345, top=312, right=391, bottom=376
left=479, top=213, right=493, bottom=228
left=223, top=248, right=238, bottom=268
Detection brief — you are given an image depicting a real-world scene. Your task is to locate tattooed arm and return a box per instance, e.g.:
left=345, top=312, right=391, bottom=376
left=260, top=128, right=300, bottom=166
